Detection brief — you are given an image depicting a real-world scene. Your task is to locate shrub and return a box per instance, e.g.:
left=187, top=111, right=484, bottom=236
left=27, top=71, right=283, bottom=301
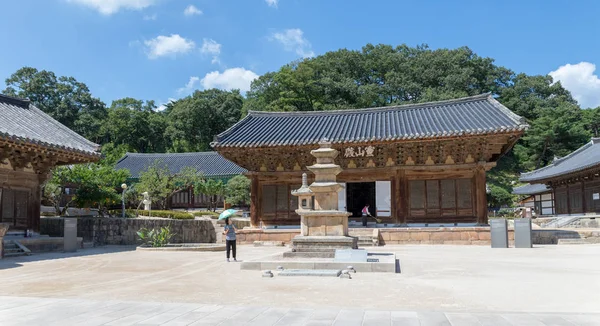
left=137, top=226, right=174, bottom=247
left=193, top=210, right=220, bottom=218
left=132, top=209, right=194, bottom=220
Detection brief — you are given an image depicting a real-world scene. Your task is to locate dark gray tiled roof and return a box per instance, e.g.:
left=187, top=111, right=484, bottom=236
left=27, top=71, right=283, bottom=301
left=115, top=152, right=246, bottom=179
left=0, top=94, right=99, bottom=156
left=512, top=183, right=551, bottom=195
left=520, top=138, right=600, bottom=182
left=212, top=93, right=527, bottom=148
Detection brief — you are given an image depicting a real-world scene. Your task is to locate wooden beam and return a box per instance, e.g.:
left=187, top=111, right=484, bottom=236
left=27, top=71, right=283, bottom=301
left=396, top=169, right=408, bottom=225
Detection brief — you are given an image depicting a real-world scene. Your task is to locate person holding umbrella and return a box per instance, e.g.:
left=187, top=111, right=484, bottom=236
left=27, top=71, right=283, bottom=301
left=219, top=209, right=238, bottom=262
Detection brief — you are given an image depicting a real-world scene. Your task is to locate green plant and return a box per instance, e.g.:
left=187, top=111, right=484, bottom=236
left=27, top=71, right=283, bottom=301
left=137, top=226, right=175, bottom=247
left=225, top=175, right=251, bottom=206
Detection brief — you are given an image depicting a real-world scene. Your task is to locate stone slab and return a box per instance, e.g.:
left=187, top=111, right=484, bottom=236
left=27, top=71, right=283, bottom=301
left=334, top=249, right=368, bottom=262
left=63, top=218, right=78, bottom=253
left=279, top=269, right=342, bottom=277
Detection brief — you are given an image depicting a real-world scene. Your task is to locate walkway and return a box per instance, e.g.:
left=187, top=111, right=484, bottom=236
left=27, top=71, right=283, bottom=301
left=0, top=296, right=597, bottom=325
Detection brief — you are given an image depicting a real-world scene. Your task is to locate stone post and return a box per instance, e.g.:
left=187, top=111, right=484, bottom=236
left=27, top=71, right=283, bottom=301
left=0, top=223, right=9, bottom=259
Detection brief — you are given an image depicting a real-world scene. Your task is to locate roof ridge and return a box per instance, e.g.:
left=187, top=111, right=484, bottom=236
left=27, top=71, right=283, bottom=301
left=126, top=151, right=219, bottom=156
left=246, top=93, right=492, bottom=117
left=520, top=139, right=598, bottom=181
left=0, top=94, right=31, bottom=108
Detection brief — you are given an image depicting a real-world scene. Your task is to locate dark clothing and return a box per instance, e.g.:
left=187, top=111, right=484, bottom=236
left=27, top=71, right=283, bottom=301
left=361, top=214, right=368, bottom=227
left=226, top=239, right=236, bottom=259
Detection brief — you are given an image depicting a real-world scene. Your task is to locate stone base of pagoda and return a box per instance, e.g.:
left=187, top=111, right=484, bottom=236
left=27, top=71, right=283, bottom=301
left=284, top=235, right=358, bottom=258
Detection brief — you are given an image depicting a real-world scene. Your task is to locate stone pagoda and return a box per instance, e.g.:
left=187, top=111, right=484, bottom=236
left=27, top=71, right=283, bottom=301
left=286, top=139, right=357, bottom=258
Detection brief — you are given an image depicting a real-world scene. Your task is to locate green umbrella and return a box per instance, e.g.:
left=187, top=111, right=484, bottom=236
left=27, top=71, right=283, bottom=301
left=218, top=209, right=237, bottom=220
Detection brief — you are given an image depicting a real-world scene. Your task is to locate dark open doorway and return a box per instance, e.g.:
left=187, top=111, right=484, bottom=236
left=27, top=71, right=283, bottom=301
left=346, top=182, right=376, bottom=217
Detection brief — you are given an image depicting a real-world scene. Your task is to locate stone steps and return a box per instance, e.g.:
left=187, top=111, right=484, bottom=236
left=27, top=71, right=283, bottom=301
left=558, top=238, right=600, bottom=245
left=2, top=240, right=29, bottom=257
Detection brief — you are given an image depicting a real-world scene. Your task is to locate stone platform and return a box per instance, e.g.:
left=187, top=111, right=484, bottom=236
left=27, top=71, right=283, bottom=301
left=3, top=236, right=84, bottom=253
left=241, top=251, right=398, bottom=273
left=284, top=235, right=358, bottom=258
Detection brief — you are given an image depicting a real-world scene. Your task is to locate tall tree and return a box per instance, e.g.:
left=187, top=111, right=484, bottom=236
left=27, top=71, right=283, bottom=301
left=166, top=89, right=243, bottom=152
left=101, top=98, right=168, bottom=153
left=3, top=67, right=107, bottom=142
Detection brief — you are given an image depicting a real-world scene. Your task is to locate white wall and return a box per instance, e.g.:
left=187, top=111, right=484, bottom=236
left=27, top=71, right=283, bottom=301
left=338, top=182, right=346, bottom=211
left=376, top=181, right=391, bottom=217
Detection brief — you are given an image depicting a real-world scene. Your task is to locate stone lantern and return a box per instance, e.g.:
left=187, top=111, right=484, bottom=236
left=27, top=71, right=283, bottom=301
left=291, top=173, right=313, bottom=236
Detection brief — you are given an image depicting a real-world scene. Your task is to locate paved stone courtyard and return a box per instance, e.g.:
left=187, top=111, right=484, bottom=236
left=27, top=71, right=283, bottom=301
left=0, top=244, right=599, bottom=325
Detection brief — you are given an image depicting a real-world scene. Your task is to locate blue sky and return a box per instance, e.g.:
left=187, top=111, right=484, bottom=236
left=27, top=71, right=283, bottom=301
left=1, top=0, right=600, bottom=109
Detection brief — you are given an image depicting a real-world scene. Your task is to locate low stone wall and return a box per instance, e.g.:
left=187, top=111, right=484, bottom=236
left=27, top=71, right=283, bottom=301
left=533, top=229, right=600, bottom=244
left=226, top=227, right=600, bottom=246
left=379, top=227, right=510, bottom=245
left=18, top=237, right=83, bottom=253
left=40, top=217, right=216, bottom=246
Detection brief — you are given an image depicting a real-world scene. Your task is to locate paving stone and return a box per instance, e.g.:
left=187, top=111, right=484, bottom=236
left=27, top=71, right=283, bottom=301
left=417, top=312, right=452, bottom=326
left=445, top=312, right=482, bottom=326
left=531, top=314, right=577, bottom=326
left=161, top=312, right=209, bottom=326
left=274, top=308, right=314, bottom=326
left=248, top=307, right=290, bottom=326
left=501, top=313, right=546, bottom=326
left=474, top=313, right=512, bottom=326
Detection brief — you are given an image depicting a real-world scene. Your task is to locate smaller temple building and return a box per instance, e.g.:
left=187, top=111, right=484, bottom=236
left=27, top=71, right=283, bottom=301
left=0, top=94, right=100, bottom=231
left=520, top=138, right=600, bottom=215
left=115, top=152, right=245, bottom=208
left=512, top=183, right=554, bottom=216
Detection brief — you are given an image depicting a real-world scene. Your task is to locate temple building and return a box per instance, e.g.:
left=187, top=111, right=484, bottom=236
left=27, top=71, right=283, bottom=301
left=512, top=183, right=554, bottom=216
left=520, top=138, right=600, bottom=215
left=212, top=93, right=528, bottom=227
left=115, top=152, right=245, bottom=208
left=0, top=94, right=100, bottom=231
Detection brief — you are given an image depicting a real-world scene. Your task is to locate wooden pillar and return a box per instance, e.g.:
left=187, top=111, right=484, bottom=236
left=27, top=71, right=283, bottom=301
left=189, top=186, right=195, bottom=209
left=566, top=183, right=571, bottom=215
left=474, top=163, right=488, bottom=225
left=250, top=175, right=261, bottom=227
left=395, top=169, right=408, bottom=225
left=581, top=180, right=587, bottom=213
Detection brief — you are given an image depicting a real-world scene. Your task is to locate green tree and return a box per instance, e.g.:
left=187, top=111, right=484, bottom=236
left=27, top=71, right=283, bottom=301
left=3, top=67, right=107, bottom=142
left=136, top=163, right=203, bottom=209
left=166, top=89, right=243, bottom=152
left=582, top=107, right=600, bottom=137
left=43, top=164, right=130, bottom=216
left=197, top=179, right=225, bottom=212
left=225, top=175, right=251, bottom=207
left=514, top=104, right=590, bottom=170
left=100, top=98, right=168, bottom=153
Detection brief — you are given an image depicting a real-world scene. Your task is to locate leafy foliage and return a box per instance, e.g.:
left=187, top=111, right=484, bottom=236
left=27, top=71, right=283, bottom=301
left=132, top=209, right=194, bottom=220
left=43, top=164, right=130, bottom=216
left=197, top=179, right=225, bottom=211
left=136, top=163, right=203, bottom=209
left=137, top=226, right=174, bottom=247
left=225, top=175, right=251, bottom=206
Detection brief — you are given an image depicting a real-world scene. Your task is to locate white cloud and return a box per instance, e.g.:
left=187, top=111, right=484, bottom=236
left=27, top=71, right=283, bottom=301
left=143, top=13, right=157, bottom=20
left=265, top=0, right=278, bottom=7
left=200, top=68, right=259, bottom=93
left=184, top=5, right=203, bottom=16
left=549, top=62, right=600, bottom=109
left=157, top=98, right=176, bottom=112
left=271, top=28, right=315, bottom=58
left=200, top=39, right=222, bottom=64
left=67, top=0, right=157, bottom=15
left=143, top=34, right=195, bottom=59
left=177, top=76, right=201, bottom=94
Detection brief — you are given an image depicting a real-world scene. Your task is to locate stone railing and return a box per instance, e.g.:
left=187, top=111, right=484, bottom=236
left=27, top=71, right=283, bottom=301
left=40, top=217, right=216, bottom=246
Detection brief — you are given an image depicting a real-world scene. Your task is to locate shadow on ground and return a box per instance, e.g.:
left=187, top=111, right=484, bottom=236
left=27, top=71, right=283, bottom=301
left=0, top=245, right=136, bottom=269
